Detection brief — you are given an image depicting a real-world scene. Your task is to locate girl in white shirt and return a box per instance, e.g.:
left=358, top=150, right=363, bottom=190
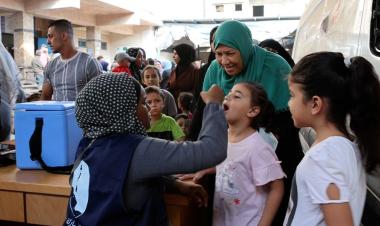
left=285, top=52, right=380, bottom=226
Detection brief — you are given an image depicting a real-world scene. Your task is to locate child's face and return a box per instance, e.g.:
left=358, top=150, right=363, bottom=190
left=288, top=77, right=312, bottom=128
left=143, top=68, right=160, bottom=87
left=223, top=84, right=259, bottom=125
left=145, top=92, right=164, bottom=117
left=136, top=88, right=150, bottom=129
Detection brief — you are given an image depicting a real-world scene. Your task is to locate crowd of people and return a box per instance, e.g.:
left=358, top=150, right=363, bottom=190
left=1, top=18, right=380, bottom=226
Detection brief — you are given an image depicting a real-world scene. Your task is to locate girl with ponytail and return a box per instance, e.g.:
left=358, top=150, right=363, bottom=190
left=285, top=52, right=380, bottom=226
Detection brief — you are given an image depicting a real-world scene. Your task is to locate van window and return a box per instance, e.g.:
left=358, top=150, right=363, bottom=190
left=370, top=0, right=380, bottom=55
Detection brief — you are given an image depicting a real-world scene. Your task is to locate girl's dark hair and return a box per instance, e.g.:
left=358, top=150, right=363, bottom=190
left=291, top=51, right=380, bottom=172
left=178, top=92, right=194, bottom=112
left=240, top=82, right=275, bottom=133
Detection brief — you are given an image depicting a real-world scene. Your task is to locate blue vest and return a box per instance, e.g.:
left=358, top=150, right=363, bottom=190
left=64, top=134, right=169, bottom=226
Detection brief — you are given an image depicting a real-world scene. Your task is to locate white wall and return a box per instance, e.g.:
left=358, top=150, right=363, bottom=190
left=109, top=26, right=158, bottom=60
left=4, top=14, right=15, bottom=33
left=139, top=0, right=204, bottom=20
left=206, top=0, right=250, bottom=19
left=255, top=0, right=309, bottom=17
left=208, top=0, right=308, bottom=18
left=100, top=33, right=111, bottom=62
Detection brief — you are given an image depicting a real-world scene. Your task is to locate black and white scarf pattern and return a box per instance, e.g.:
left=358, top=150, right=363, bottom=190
left=75, top=73, right=146, bottom=139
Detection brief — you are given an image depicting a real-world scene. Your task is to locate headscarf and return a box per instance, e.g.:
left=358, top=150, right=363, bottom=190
left=173, top=43, right=195, bottom=76
left=259, top=39, right=295, bottom=68
left=127, top=48, right=143, bottom=82
left=127, top=48, right=140, bottom=59
left=204, top=20, right=291, bottom=111
left=75, top=73, right=146, bottom=139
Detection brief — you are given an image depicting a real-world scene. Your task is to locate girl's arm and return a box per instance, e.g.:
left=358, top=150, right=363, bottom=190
left=176, top=167, right=216, bottom=183
left=320, top=203, right=354, bottom=226
left=320, top=183, right=354, bottom=226
left=258, top=179, right=284, bottom=226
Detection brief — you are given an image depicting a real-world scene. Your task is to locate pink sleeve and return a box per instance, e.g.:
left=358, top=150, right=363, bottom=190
left=251, top=146, right=285, bottom=186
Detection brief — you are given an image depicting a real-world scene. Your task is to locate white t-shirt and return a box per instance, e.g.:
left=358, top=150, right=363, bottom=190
left=284, top=136, right=366, bottom=226
left=213, top=132, right=285, bottom=226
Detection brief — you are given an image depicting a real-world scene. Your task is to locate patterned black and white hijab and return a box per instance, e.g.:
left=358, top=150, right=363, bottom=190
left=75, top=73, right=147, bottom=139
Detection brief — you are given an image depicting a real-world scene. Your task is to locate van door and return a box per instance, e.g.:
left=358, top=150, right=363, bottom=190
left=292, top=0, right=366, bottom=62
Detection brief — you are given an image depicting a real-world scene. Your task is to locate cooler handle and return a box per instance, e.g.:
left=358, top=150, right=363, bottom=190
left=29, top=117, right=73, bottom=174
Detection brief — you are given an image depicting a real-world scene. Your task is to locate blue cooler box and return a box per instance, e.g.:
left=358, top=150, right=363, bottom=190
left=14, top=101, right=83, bottom=169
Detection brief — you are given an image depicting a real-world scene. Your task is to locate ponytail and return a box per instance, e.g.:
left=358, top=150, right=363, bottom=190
left=240, top=82, right=276, bottom=133
left=348, top=57, right=380, bottom=172
left=291, top=52, right=380, bottom=172
left=257, top=98, right=276, bottom=134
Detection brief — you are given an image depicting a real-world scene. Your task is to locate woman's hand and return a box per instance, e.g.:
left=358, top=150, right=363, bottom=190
left=201, top=85, right=224, bottom=105
left=175, top=173, right=195, bottom=181
left=174, top=180, right=208, bottom=207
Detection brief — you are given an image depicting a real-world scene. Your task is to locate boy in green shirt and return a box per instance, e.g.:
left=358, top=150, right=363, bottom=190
left=145, top=86, right=185, bottom=141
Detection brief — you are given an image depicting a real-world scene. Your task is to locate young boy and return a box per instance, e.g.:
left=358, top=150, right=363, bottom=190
left=145, top=86, right=185, bottom=141
left=111, top=52, right=134, bottom=75
left=142, top=65, right=177, bottom=117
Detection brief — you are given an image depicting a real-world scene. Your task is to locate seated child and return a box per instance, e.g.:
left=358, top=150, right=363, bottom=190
left=64, top=74, right=227, bottom=226
left=142, top=65, right=177, bottom=117
left=178, top=92, right=194, bottom=119
left=111, top=52, right=134, bottom=75
left=175, top=113, right=191, bottom=137
left=145, top=86, right=185, bottom=141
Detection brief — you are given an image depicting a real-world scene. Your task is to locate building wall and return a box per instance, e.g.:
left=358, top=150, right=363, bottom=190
left=4, top=14, right=15, bottom=34
left=206, top=0, right=307, bottom=18
left=147, top=0, right=309, bottom=19
left=34, top=17, right=50, bottom=37
left=252, top=0, right=308, bottom=17
left=139, top=0, right=204, bottom=20
left=72, top=27, right=113, bottom=63
left=109, top=27, right=157, bottom=60
left=206, top=0, right=250, bottom=19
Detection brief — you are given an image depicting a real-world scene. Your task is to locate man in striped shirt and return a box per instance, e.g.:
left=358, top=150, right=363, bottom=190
left=40, top=19, right=102, bottom=101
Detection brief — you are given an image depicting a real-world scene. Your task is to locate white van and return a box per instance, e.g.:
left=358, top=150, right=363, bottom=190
left=293, top=0, right=380, bottom=73
left=293, top=0, right=380, bottom=224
